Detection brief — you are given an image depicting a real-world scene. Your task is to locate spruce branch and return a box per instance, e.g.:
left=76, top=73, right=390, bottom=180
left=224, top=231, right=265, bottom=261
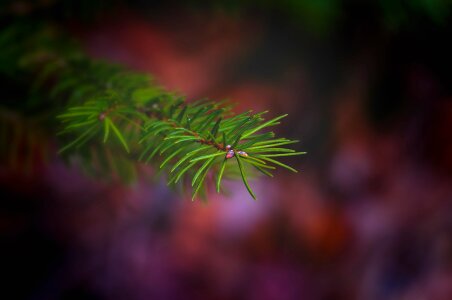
left=0, top=21, right=305, bottom=200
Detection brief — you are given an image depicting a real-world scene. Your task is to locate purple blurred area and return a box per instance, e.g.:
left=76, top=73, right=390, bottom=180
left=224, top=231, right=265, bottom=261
left=2, top=3, right=452, bottom=300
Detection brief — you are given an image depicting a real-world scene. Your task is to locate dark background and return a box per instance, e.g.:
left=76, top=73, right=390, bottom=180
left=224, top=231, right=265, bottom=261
left=1, top=1, right=452, bottom=299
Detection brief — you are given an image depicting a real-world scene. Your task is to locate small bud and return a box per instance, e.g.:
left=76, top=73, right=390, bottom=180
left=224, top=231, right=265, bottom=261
left=98, top=112, right=106, bottom=121
left=226, top=150, right=235, bottom=159
left=225, top=145, right=232, bottom=150
left=237, top=151, right=248, bottom=157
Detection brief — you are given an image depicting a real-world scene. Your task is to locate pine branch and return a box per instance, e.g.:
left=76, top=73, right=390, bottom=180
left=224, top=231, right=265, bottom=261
left=0, top=21, right=305, bottom=200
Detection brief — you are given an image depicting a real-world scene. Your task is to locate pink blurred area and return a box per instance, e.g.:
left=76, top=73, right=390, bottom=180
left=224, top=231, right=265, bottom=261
left=3, top=6, right=452, bottom=300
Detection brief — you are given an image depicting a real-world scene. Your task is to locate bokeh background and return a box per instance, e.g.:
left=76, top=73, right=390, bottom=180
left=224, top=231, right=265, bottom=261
left=1, top=1, right=452, bottom=299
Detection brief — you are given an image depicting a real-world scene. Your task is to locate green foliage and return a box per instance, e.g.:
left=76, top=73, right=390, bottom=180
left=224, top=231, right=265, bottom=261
left=0, top=21, right=305, bottom=200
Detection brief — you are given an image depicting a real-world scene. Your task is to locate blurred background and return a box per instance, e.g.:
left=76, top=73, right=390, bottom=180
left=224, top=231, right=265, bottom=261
left=1, top=0, right=452, bottom=299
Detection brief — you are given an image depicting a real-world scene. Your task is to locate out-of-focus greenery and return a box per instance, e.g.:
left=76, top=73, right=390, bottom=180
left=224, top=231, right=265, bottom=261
left=168, top=0, right=451, bottom=33
left=1, top=0, right=450, bottom=33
